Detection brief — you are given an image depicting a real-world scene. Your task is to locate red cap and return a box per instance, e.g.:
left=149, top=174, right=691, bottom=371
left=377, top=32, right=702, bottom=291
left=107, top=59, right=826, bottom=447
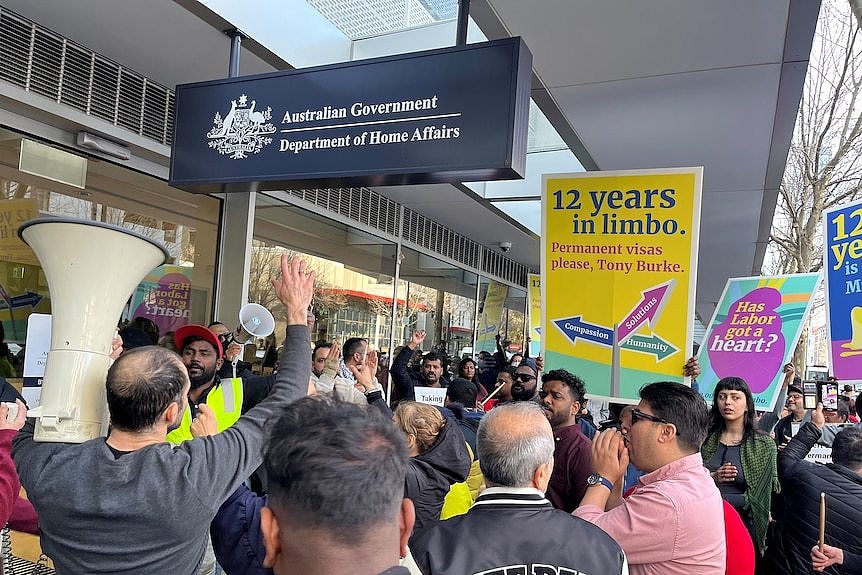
left=175, top=324, right=223, bottom=357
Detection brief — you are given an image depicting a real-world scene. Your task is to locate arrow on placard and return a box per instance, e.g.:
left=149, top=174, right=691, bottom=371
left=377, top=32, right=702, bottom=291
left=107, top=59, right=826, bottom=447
left=621, top=333, right=678, bottom=361
left=479, top=323, right=498, bottom=335
left=553, top=316, right=614, bottom=348
left=0, top=291, right=43, bottom=309
left=616, top=280, right=675, bottom=344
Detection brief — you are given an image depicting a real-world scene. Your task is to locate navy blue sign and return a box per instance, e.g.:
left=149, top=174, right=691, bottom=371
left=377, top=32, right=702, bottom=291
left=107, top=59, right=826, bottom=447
left=169, top=38, right=531, bottom=192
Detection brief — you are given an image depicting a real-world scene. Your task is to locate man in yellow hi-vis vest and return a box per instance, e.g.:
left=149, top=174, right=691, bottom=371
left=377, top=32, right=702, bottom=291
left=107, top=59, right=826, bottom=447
left=167, top=325, right=272, bottom=445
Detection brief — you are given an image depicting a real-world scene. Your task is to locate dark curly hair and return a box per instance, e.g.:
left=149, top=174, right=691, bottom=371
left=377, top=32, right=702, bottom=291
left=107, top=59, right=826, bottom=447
left=541, top=369, right=586, bottom=403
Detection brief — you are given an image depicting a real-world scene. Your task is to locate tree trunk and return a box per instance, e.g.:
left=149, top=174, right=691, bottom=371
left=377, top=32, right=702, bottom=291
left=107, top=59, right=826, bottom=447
left=793, top=330, right=809, bottom=377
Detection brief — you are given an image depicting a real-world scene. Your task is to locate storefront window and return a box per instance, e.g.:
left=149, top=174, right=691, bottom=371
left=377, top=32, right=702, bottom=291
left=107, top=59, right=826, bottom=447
left=253, top=193, right=399, bottom=352
left=0, top=131, right=218, bottom=378
left=396, top=247, right=478, bottom=370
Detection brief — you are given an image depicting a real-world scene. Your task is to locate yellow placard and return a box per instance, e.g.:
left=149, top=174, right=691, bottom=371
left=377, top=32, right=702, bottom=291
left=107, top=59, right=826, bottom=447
left=542, top=168, right=702, bottom=402
left=0, top=199, right=39, bottom=266
left=528, top=273, right=541, bottom=357
left=476, top=281, right=508, bottom=353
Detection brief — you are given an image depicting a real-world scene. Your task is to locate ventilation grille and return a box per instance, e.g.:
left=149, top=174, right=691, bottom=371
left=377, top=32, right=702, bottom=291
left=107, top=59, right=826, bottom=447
left=284, top=187, right=528, bottom=285
left=286, top=188, right=401, bottom=238
left=0, top=7, right=174, bottom=146
left=402, top=206, right=483, bottom=270
left=480, top=247, right=529, bottom=287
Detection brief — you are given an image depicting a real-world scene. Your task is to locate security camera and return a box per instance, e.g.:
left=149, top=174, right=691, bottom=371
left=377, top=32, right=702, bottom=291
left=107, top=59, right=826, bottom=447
left=499, top=241, right=512, bottom=253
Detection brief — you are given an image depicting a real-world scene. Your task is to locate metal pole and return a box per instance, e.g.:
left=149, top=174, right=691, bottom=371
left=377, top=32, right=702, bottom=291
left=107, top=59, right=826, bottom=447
left=472, top=277, right=481, bottom=357
left=227, top=29, right=243, bottom=78
left=386, top=206, right=406, bottom=404
left=456, top=0, right=470, bottom=46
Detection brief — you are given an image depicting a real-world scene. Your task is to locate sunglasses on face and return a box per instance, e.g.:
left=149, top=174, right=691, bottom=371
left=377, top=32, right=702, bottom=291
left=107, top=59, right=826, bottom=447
left=630, top=408, right=669, bottom=425
left=514, top=373, right=536, bottom=383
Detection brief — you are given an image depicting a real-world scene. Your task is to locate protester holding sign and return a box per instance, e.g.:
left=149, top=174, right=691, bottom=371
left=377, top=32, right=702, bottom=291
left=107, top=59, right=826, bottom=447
left=701, top=377, right=778, bottom=557
left=697, top=274, right=820, bottom=414
left=390, top=330, right=449, bottom=403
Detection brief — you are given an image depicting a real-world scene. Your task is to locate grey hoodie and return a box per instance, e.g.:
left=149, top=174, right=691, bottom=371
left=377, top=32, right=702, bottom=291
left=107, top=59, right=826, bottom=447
left=13, top=325, right=309, bottom=575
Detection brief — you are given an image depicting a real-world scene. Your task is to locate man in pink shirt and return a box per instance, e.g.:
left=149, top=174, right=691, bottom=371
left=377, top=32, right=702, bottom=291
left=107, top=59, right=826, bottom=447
left=574, top=381, right=725, bottom=575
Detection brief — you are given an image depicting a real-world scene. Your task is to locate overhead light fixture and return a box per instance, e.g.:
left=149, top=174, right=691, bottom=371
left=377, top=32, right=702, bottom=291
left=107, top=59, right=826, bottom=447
left=19, top=138, right=87, bottom=189
left=76, top=131, right=131, bottom=161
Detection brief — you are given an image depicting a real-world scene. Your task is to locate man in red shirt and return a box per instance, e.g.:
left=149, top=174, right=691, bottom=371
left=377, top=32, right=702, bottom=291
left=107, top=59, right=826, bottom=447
left=539, top=369, right=592, bottom=512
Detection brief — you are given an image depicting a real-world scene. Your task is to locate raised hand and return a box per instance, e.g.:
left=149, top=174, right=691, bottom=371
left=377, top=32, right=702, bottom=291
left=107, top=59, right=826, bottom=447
left=271, top=255, right=316, bottom=325
left=591, top=429, right=627, bottom=485
left=349, top=363, right=375, bottom=393
left=324, top=340, right=341, bottom=375
left=365, top=349, right=379, bottom=377
left=683, top=356, right=700, bottom=378
left=782, top=363, right=795, bottom=387
left=409, top=330, right=426, bottom=349
left=812, top=402, right=825, bottom=429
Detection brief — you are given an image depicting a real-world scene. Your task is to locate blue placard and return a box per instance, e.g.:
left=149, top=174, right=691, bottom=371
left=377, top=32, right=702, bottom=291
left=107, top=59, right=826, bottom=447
left=169, top=38, right=532, bottom=192
left=824, top=198, right=862, bottom=384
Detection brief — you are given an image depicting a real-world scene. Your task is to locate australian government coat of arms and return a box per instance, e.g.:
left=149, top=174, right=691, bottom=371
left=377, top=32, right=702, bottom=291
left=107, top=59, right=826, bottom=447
left=207, top=94, right=277, bottom=159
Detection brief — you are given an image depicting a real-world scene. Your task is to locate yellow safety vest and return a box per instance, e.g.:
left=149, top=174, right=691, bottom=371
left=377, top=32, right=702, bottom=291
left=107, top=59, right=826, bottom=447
left=166, top=377, right=244, bottom=445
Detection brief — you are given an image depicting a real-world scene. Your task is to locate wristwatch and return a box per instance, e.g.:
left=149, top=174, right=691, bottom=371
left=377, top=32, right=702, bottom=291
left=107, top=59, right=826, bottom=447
left=586, top=473, right=613, bottom=491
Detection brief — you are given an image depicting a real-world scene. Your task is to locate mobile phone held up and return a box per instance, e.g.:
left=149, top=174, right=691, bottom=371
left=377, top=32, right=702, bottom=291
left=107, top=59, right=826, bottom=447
left=817, top=381, right=839, bottom=411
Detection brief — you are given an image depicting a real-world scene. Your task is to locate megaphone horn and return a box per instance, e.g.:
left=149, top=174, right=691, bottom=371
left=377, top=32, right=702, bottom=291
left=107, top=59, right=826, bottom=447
left=18, top=217, right=168, bottom=443
left=235, top=303, right=275, bottom=344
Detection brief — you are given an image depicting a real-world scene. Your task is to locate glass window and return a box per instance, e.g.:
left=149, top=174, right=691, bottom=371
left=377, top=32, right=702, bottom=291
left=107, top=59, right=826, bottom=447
left=252, top=193, right=399, bottom=354
left=396, top=246, right=477, bottom=371
left=0, top=131, right=218, bottom=378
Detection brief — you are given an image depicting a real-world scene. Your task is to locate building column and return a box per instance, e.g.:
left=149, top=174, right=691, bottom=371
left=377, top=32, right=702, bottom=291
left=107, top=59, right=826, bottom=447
left=213, top=192, right=255, bottom=326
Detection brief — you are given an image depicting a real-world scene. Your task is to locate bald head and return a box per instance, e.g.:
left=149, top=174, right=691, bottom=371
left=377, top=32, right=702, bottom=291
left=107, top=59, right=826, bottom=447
left=477, top=402, right=554, bottom=488
left=106, top=346, right=188, bottom=432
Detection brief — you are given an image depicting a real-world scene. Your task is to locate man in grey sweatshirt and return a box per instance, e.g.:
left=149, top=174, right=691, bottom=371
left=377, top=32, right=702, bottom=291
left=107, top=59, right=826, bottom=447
left=12, top=255, right=315, bottom=575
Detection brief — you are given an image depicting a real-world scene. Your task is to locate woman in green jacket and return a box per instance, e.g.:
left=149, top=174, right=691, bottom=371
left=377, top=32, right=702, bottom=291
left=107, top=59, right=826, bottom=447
left=702, top=376, right=779, bottom=556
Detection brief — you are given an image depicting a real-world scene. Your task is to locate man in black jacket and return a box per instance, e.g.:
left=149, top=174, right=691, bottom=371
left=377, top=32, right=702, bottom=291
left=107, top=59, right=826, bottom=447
left=410, top=402, right=627, bottom=575
left=765, top=403, right=862, bottom=574
left=390, top=330, right=448, bottom=402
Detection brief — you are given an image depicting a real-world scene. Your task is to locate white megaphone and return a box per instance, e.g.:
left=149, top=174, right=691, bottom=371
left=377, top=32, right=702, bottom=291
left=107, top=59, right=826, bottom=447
left=225, top=303, right=275, bottom=378
left=235, top=303, right=275, bottom=344
left=18, top=217, right=168, bottom=443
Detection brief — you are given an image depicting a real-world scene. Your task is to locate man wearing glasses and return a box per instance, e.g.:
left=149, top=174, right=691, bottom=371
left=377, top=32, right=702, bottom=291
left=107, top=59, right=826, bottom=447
left=510, top=358, right=541, bottom=401
left=574, top=381, right=725, bottom=575
left=772, top=382, right=809, bottom=449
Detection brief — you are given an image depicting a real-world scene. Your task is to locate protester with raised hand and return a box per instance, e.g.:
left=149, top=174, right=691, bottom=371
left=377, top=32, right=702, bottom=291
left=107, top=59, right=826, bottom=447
left=765, top=404, right=862, bottom=574
left=13, top=254, right=314, bottom=575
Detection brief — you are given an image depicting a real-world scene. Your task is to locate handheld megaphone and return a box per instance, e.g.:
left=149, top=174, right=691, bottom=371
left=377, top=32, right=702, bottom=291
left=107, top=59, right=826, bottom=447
left=18, top=217, right=168, bottom=443
left=235, top=303, right=275, bottom=344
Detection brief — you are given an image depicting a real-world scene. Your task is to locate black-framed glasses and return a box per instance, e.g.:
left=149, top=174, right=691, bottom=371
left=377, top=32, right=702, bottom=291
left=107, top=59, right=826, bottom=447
left=630, top=408, right=669, bottom=425
left=514, top=373, right=536, bottom=383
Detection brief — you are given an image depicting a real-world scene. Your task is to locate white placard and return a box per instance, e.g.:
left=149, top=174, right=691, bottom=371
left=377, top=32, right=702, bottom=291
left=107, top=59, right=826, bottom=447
left=23, top=313, right=51, bottom=378
left=22, top=313, right=51, bottom=408
left=415, top=387, right=447, bottom=407
left=805, top=444, right=832, bottom=465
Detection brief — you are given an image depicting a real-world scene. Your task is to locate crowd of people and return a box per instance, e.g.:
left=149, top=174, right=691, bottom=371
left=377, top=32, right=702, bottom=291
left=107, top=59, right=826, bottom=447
left=0, top=255, right=859, bottom=574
